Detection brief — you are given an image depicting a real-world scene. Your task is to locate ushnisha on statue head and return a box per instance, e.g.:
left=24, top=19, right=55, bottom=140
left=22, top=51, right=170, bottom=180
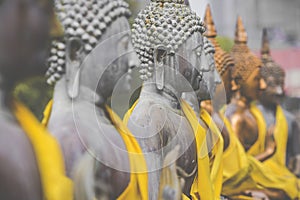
left=230, top=16, right=266, bottom=101
left=46, top=0, right=132, bottom=99
left=259, top=28, right=285, bottom=104
left=132, top=0, right=206, bottom=92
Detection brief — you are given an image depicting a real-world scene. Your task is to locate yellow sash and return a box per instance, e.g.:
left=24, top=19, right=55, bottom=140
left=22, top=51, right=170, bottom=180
left=105, top=106, right=149, bottom=200
left=181, top=101, right=215, bottom=200
left=200, top=109, right=224, bottom=199
left=247, top=103, right=267, bottom=157
left=250, top=104, right=300, bottom=199
left=220, top=112, right=261, bottom=198
left=124, top=100, right=215, bottom=199
left=13, top=101, right=73, bottom=200
left=42, top=99, right=53, bottom=127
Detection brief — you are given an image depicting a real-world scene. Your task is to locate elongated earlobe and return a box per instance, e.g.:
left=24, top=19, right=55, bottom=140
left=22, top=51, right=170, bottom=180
left=154, top=46, right=168, bottom=91
left=231, top=79, right=240, bottom=91
left=66, top=38, right=84, bottom=99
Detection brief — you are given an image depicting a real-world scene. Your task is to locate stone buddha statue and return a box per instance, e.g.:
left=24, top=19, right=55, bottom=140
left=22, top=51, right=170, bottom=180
left=44, top=0, right=149, bottom=199
left=124, top=0, right=215, bottom=199
left=257, top=29, right=300, bottom=177
left=0, top=0, right=72, bottom=199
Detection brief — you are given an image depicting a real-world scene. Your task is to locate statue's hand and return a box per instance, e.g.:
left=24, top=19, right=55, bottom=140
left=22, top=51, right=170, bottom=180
left=288, top=154, right=300, bottom=177
left=244, top=190, right=270, bottom=200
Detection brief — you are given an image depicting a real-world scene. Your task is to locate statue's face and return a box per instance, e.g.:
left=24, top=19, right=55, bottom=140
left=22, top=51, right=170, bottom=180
left=0, top=0, right=52, bottom=83
left=259, top=74, right=284, bottom=105
left=196, top=44, right=221, bottom=101
left=215, top=66, right=233, bottom=103
left=241, top=67, right=266, bottom=101
left=176, top=31, right=203, bottom=92
left=95, top=17, right=139, bottom=99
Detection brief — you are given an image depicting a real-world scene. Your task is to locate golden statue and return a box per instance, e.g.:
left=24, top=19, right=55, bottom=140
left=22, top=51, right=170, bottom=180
left=257, top=29, right=300, bottom=178
left=221, top=16, right=299, bottom=199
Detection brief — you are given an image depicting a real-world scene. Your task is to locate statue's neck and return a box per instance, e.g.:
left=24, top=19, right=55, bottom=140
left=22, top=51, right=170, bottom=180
left=141, top=78, right=182, bottom=110
left=52, top=76, right=109, bottom=123
left=231, top=91, right=251, bottom=109
left=259, top=98, right=277, bottom=111
left=53, top=76, right=104, bottom=106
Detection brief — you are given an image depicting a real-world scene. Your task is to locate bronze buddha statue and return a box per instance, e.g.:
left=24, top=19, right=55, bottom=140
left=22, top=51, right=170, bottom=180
left=225, top=16, right=268, bottom=156
left=257, top=29, right=300, bottom=177
left=224, top=17, right=300, bottom=200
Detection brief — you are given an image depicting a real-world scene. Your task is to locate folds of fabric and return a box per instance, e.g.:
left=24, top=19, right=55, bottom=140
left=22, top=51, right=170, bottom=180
left=181, top=100, right=215, bottom=200
left=42, top=100, right=149, bottom=199
left=41, top=99, right=53, bottom=127
left=200, top=109, right=224, bottom=199
left=13, top=100, right=73, bottom=200
left=124, top=100, right=215, bottom=199
left=250, top=104, right=300, bottom=199
left=220, top=113, right=261, bottom=197
left=105, top=106, right=149, bottom=200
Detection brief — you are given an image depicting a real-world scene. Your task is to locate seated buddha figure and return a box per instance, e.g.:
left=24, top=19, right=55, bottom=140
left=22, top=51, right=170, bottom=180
left=0, top=0, right=72, bottom=199
left=124, top=0, right=215, bottom=199
left=43, top=0, right=149, bottom=199
left=256, top=29, right=300, bottom=178
left=202, top=7, right=299, bottom=200
left=224, top=16, right=300, bottom=200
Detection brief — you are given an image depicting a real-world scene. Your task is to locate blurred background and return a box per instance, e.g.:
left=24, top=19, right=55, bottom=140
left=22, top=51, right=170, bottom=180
left=14, top=0, right=300, bottom=121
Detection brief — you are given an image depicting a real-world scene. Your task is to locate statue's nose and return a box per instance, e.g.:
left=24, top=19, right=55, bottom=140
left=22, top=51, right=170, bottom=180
left=128, top=51, right=140, bottom=70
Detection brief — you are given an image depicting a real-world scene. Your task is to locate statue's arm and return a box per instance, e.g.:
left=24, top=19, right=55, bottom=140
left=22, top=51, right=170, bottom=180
left=254, top=125, right=276, bottom=162
left=212, top=113, right=230, bottom=151
left=288, top=120, right=300, bottom=177
left=231, top=113, right=276, bottom=161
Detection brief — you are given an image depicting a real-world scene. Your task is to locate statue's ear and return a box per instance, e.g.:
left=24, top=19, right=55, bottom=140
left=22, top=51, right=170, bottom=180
left=231, top=79, right=240, bottom=91
left=66, top=37, right=84, bottom=99
left=154, top=45, right=168, bottom=90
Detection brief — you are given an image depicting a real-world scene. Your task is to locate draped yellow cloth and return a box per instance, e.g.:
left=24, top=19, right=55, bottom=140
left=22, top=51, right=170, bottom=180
left=13, top=100, right=73, bottom=200
left=124, top=100, right=215, bottom=199
left=42, top=100, right=149, bottom=199
left=42, top=99, right=53, bottom=127
left=105, top=106, right=149, bottom=200
left=199, top=109, right=223, bottom=199
left=220, top=111, right=300, bottom=199
left=250, top=104, right=300, bottom=199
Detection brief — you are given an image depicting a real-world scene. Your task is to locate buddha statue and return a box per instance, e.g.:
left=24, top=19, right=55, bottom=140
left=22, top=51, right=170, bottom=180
left=124, top=0, right=216, bottom=199
left=224, top=16, right=268, bottom=155
left=257, top=29, right=300, bottom=176
left=224, top=17, right=300, bottom=200
left=43, top=0, right=148, bottom=199
left=257, top=29, right=300, bottom=177
left=0, top=0, right=72, bottom=199
left=201, top=7, right=299, bottom=200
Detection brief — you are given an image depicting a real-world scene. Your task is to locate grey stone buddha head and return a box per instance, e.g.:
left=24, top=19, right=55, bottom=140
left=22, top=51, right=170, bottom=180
left=46, top=0, right=138, bottom=103
left=197, top=36, right=221, bottom=101
left=131, top=0, right=206, bottom=94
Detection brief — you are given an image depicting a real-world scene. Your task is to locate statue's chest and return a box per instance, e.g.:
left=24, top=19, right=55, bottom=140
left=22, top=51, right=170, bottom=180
left=163, top=114, right=198, bottom=179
